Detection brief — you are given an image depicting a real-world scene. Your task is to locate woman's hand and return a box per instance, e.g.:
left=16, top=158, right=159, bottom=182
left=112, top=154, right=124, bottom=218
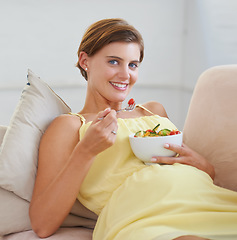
left=151, top=143, right=215, bottom=180
left=79, top=108, right=118, bottom=158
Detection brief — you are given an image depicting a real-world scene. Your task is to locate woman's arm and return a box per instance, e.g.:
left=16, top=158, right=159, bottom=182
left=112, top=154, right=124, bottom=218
left=29, top=114, right=92, bottom=238
left=29, top=108, right=117, bottom=238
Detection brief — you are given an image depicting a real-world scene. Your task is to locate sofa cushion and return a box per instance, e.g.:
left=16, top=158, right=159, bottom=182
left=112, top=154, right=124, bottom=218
left=0, top=187, right=31, bottom=236
left=0, top=69, right=71, bottom=201
left=0, top=186, right=96, bottom=236
left=2, top=227, right=93, bottom=240
left=183, top=65, right=237, bottom=192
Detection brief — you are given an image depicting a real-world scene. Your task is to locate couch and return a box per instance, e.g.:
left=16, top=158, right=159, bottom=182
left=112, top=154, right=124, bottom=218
left=0, top=65, right=237, bottom=239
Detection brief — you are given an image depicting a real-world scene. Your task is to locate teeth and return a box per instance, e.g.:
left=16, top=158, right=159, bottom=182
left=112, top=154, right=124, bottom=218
left=111, top=82, right=127, bottom=88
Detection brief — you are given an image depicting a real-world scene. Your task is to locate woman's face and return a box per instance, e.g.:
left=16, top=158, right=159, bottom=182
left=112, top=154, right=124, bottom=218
left=86, top=41, right=141, bottom=104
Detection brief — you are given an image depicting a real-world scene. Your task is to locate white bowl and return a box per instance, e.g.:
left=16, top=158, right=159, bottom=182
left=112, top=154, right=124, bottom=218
left=129, top=132, right=183, bottom=165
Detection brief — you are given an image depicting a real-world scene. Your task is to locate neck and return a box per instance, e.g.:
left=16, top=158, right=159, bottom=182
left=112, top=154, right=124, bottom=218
left=80, top=96, right=123, bottom=114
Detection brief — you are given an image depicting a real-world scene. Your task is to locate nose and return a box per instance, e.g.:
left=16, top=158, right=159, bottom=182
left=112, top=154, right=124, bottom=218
left=118, top=65, right=130, bottom=80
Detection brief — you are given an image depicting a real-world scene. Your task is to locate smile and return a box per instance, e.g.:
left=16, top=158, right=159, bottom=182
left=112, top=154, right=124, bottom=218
left=110, top=82, right=128, bottom=90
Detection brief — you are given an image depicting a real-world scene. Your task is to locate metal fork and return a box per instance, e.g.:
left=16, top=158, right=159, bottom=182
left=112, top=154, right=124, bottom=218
left=97, top=100, right=136, bottom=120
left=116, top=102, right=136, bottom=113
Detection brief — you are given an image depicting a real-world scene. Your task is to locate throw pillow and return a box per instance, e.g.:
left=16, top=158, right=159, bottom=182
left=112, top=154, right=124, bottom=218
left=0, top=69, right=71, bottom=201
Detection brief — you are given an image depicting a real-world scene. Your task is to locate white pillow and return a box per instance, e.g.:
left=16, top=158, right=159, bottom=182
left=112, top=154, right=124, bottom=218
left=0, top=125, right=7, bottom=145
left=0, top=69, right=71, bottom=201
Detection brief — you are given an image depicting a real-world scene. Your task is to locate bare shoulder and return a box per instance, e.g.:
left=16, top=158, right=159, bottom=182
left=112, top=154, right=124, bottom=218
left=43, top=113, right=82, bottom=138
left=142, top=101, right=168, bottom=118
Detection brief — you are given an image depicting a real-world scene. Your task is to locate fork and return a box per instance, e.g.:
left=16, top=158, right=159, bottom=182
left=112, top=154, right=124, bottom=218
left=98, top=98, right=136, bottom=120
left=116, top=101, right=136, bottom=113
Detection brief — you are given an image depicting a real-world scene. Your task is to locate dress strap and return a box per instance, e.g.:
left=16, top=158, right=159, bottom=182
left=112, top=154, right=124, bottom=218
left=68, top=112, right=86, bottom=125
left=136, top=104, right=154, bottom=115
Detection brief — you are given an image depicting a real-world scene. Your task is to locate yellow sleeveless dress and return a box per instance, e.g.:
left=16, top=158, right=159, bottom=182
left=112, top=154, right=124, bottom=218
left=74, top=107, right=237, bottom=240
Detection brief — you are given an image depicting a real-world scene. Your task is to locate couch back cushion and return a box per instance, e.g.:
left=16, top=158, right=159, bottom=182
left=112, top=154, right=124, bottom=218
left=183, top=65, right=237, bottom=192
left=0, top=69, right=71, bottom=201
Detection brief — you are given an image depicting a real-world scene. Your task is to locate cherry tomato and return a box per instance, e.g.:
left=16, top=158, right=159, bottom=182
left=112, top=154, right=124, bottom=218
left=170, top=130, right=181, bottom=135
left=128, top=98, right=135, bottom=106
left=146, top=129, right=153, bottom=132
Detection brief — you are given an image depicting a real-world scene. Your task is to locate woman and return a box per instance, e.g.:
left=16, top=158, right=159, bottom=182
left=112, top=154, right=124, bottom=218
left=29, top=18, right=237, bottom=240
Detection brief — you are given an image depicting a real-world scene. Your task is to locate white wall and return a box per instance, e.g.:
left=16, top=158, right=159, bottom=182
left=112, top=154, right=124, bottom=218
left=0, top=0, right=237, bottom=129
left=183, top=0, right=237, bottom=89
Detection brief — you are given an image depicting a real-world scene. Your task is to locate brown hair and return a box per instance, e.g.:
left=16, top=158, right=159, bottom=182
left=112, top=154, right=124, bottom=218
left=76, top=18, right=144, bottom=80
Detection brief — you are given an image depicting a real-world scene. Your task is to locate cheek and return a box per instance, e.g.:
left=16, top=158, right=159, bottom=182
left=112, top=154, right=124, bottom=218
left=130, top=72, right=138, bottom=85
left=103, top=67, right=118, bottom=81
left=90, top=65, right=109, bottom=80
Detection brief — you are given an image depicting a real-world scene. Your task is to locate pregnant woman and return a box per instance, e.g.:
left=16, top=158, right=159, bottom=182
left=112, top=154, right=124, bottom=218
left=29, top=18, right=237, bottom=240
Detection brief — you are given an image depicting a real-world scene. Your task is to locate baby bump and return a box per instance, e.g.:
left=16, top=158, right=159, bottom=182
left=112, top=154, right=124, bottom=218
left=122, top=163, right=213, bottom=201
left=99, top=163, right=214, bottom=223
left=94, top=164, right=237, bottom=240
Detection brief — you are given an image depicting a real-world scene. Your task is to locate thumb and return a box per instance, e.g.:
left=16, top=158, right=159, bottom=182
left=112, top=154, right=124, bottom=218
left=95, top=108, right=111, bottom=122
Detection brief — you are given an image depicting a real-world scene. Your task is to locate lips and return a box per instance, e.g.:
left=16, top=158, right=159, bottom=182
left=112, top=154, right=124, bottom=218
left=110, top=81, right=128, bottom=90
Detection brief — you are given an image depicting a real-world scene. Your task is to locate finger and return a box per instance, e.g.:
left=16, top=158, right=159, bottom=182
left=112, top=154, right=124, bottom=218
left=97, top=109, right=117, bottom=122
left=109, top=124, right=118, bottom=138
left=163, top=143, right=186, bottom=156
left=108, top=115, right=118, bottom=135
left=106, top=116, right=118, bottom=140
left=102, top=110, right=117, bottom=127
left=151, top=156, right=180, bottom=165
left=95, top=108, right=111, bottom=123
left=98, top=110, right=118, bottom=135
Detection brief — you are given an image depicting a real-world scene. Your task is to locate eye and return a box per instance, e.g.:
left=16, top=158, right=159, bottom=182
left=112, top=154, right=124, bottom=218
left=109, top=60, right=119, bottom=65
left=129, top=62, right=139, bottom=69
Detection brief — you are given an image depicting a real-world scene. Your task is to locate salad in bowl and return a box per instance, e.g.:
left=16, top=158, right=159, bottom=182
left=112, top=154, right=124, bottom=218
left=129, top=123, right=183, bottom=165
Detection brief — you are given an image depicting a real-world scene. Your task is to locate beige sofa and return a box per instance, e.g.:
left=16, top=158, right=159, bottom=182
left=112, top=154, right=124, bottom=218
left=1, top=65, right=237, bottom=239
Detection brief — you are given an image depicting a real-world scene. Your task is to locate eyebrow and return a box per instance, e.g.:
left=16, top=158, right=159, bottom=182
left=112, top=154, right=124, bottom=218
left=106, top=56, right=140, bottom=63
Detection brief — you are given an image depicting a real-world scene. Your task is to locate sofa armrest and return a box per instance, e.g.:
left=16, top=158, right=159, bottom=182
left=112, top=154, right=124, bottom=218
left=183, top=65, right=237, bottom=192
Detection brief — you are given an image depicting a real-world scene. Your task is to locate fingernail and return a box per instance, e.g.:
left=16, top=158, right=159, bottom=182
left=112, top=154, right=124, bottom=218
left=151, top=157, right=156, bottom=162
left=164, top=143, right=169, bottom=148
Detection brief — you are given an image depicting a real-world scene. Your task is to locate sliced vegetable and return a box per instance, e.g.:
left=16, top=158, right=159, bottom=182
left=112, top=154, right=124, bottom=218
left=134, top=130, right=146, bottom=137
left=157, top=129, right=171, bottom=136
left=152, top=123, right=160, bottom=132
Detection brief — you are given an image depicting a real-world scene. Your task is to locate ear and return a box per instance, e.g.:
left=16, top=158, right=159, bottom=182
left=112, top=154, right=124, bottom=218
left=78, top=51, right=89, bottom=70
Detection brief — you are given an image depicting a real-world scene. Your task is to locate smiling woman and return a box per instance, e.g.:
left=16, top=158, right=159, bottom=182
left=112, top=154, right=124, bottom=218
left=29, top=18, right=237, bottom=240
